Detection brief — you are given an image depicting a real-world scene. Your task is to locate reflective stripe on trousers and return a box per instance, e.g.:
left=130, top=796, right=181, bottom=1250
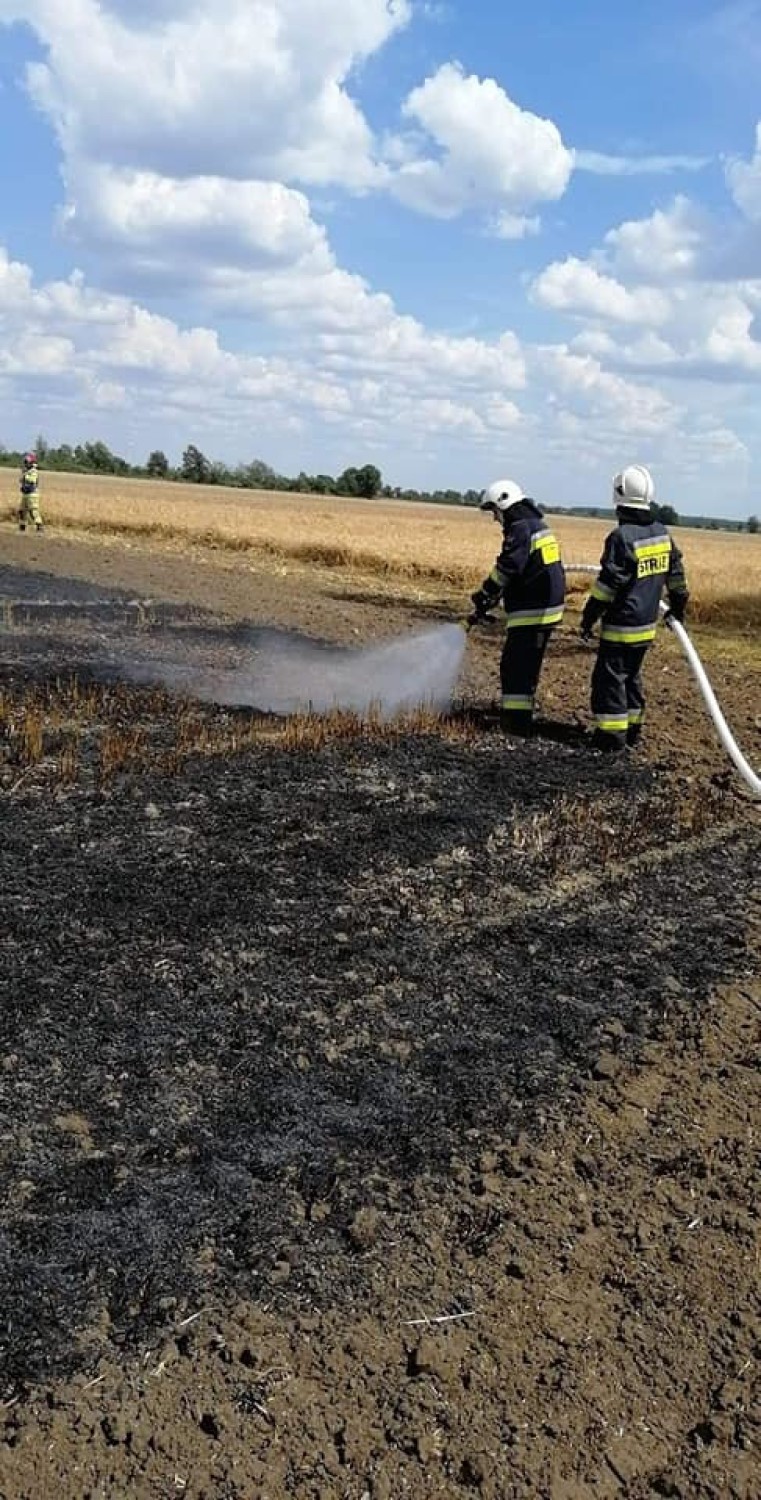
left=501, top=695, right=534, bottom=711
left=500, top=626, right=555, bottom=721
left=591, top=640, right=649, bottom=744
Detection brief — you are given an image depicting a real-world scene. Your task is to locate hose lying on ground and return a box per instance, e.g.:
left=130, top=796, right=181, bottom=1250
left=566, top=564, right=761, bottom=800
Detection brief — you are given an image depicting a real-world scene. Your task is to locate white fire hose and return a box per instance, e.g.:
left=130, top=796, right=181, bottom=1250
left=568, top=564, right=760, bottom=800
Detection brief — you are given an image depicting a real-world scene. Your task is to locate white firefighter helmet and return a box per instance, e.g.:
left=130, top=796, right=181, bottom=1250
left=479, top=478, right=525, bottom=517
left=612, top=464, right=654, bottom=512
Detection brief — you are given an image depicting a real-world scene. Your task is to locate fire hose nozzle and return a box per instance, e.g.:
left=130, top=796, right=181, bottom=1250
left=461, top=610, right=490, bottom=631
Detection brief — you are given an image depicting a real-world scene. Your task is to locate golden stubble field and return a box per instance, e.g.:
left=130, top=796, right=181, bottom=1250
left=2, top=468, right=759, bottom=627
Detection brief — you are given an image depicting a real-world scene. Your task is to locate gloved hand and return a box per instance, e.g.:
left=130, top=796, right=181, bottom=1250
left=470, top=589, right=493, bottom=618
left=580, top=626, right=595, bottom=644
left=666, top=593, right=688, bottom=623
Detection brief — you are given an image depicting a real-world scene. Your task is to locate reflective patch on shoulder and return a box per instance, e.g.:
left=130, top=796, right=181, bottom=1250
left=633, top=541, right=670, bottom=557
left=530, top=529, right=561, bottom=564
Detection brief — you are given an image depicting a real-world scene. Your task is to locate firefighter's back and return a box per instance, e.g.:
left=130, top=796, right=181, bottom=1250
left=600, top=517, right=674, bottom=644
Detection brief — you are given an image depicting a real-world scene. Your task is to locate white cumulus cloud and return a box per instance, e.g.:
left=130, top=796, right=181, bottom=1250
left=390, top=63, right=573, bottom=220
left=0, top=2, right=756, bottom=510
left=529, top=137, right=761, bottom=391
left=0, top=0, right=410, bottom=188
left=531, top=259, right=671, bottom=326
left=726, top=122, right=761, bottom=221
left=61, top=166, right=330, bottom=272
left=603, top=198, right=708, bottom=280
left=0, top=243, right=530, bottom=460
left=491, top=212, right=541, bottom=241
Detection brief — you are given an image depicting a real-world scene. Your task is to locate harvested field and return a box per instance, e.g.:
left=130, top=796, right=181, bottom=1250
left=1, top=469, right=759, bottom=628
left=0, top=531, right=759, bottom=1499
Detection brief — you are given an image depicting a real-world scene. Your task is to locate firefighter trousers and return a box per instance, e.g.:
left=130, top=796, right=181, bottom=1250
left=591, top=640, right=648, bottom=751
left=500, top=626, right=554, bottom=735
left=19, top=491, right=43, bottom=529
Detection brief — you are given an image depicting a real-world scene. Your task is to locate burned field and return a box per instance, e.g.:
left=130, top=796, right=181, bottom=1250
left=1, top=556, right=759, bottom=1499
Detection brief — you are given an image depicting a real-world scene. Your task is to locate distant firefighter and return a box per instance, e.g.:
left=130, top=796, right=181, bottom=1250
left=19, top=452, right=43, bottom=533
left=580, top=464, right=689, bottom=752
left=468, top=479, right=566, bottom=736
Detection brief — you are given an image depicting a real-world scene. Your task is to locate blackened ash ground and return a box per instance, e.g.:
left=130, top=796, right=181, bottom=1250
left=0, top=549, right=759, bottom=1499
left=1, top=720, right=757, bottom=1395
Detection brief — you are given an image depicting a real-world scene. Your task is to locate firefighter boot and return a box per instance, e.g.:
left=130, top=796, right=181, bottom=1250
left=591, top=727, right=626, bottom=754
left=500, top=707, right=535, bottom=738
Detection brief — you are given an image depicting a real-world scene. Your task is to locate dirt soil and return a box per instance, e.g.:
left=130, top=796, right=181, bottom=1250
left=1, top=530, right=760, bottom=1500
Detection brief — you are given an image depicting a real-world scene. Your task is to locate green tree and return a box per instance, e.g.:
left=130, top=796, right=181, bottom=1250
left=181, top=444, right=211, bottom=484
left=355, top=463, right=382, bottom=498
left=241, top=458, right=281, bottom=489
left=42, top=443, right=74, bottom=471
left=310, top=474, right=336, bottom=494
left=338, top=463, right=382, bottom=498
left=147, top=449, right=170, bottom=479
left=208, top=460, right=233, bottom=485
left=654, top=502, right=679, bottom=526
left=336, top=465, right=359, bottom=496
left=747, top=514, right=759, bottom=534
left=76, top=439, right=130, bottom=474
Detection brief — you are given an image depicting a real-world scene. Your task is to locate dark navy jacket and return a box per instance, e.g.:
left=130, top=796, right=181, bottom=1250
left=474, top=500, right=566, bottom=629
left=582, top=510, right=688, bottom=644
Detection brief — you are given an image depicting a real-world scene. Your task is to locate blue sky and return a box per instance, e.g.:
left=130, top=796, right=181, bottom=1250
left=0, top=0, right=760, bottom=517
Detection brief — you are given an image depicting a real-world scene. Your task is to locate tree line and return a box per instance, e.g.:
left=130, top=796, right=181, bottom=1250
left=0, top=435, right=757, bottom=532
left=0, top=436, right=483, bottom=507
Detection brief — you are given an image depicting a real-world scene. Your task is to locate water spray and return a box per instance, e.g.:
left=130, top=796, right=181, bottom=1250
left=121, top=622, right=469, bottom=720
left=241, top=623, right=468, bottom=718
left=566, top=564, right=761, bottom=800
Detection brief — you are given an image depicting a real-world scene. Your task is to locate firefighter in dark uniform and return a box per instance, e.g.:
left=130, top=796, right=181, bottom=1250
left=468, top=478, right=566, bottom=735
left=580, top=464, right=689, bottom=752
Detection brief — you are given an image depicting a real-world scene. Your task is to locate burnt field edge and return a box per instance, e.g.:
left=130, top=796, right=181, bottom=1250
left=0, top=722, right=757, bottom=1394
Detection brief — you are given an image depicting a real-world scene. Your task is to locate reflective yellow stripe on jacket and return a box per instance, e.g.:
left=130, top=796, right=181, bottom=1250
left=600, top=623, right=658, bottom=645
left=591, top=580, right=615, bottom=603
left=506, top=606, right=565, bottom=629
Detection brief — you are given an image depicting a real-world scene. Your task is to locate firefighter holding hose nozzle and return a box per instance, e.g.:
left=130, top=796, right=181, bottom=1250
left=580, top=464, right=689, bottom=753
left=467, top=479, right=566, bottom=736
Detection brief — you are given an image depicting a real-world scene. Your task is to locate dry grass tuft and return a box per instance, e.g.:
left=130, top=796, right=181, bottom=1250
left=0, top=674, right=472, bottom=795
left=2, top=470, right=758, bottom=628
left=17, top=710, right=45, bottom=767
left=98, top=725, right=148, bottom=783
left=56, top=734, right=80, bottom=784
left=279, top=704, right=471, bottom=752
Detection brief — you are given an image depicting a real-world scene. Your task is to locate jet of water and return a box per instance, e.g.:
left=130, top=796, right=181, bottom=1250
left=244, top=623, right=467, bottom=717
left=122, top=623, right=467, bottom=719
